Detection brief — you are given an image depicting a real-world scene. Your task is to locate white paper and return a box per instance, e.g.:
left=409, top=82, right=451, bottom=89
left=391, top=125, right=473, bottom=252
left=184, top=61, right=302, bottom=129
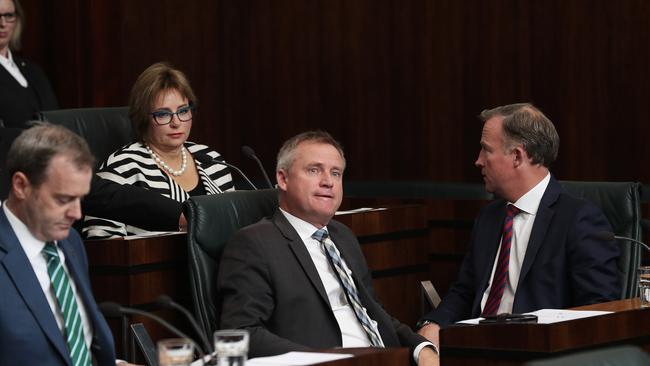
left=455, top=309, right=612, bottom=326
left=526, top=309, right=611, bottom=324
left=247, top=351, right=353, bottom=366
left=123, top=231, right=179, bottom=239
left=335, top=207, right=387, bottom=215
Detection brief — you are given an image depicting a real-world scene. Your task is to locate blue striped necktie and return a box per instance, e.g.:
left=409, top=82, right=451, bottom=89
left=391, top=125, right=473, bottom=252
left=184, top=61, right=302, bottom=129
left=42, top=242, right=92, bottom=366
left=312, top=229, right=384, bottom=347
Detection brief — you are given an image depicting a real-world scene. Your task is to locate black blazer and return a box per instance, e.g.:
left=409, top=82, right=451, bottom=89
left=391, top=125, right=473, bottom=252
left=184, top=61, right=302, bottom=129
left=423, top=177, right=620, bottom=327
left=218, top=209, right=426, bottom=357
left=83, top=176, right=183, bottom=232
left=0, top=56, right=58, bottom=128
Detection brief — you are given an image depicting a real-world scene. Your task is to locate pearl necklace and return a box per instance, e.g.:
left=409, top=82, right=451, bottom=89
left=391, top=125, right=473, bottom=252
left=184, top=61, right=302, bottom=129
left=145, top=144, right=188, bottom=177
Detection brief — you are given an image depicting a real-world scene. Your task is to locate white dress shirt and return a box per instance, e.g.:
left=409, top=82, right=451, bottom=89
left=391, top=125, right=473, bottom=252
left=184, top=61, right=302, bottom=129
left=480, top=173, right=551, bottom=314
left=0, top=49, right=28, bottom=87
left=280, top=208, right=378, bottom=347
left=280, top=209, right=434, bottom=361
left=2, top=201, right=93, bottom=349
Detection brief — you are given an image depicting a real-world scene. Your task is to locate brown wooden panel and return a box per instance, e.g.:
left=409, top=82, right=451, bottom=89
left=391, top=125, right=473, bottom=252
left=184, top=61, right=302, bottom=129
left=361, top=237, right=428, bottom=271
left=441, top=299, right=650, bottom=365
left=372, top=272, right=430, bottom=328
left=90, top=269, right=188, bottom=306
left=17, top=0, right=650, bottom=186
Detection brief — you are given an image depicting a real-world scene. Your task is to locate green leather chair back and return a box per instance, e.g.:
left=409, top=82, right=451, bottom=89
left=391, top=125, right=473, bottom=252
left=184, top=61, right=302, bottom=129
left=560, top=181, right=642, bottom=299
left=35, top=107, right=132, bottom=168
left=183, top=189, right=278, bottom=338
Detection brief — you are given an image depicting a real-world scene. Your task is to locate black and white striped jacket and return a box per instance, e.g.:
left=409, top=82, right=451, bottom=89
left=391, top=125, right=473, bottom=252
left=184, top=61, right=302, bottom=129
left=82, top=141, right=234, bottom=239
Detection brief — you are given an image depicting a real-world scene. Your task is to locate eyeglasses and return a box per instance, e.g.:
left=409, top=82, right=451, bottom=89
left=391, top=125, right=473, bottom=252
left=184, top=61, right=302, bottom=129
left=151, top=105, right=195, bottom=125
left=0, top=12, right=17, bottom=23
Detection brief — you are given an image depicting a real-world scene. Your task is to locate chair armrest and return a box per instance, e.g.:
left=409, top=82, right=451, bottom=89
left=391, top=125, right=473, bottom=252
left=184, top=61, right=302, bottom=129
left=420, top=280, right=442, bottom=315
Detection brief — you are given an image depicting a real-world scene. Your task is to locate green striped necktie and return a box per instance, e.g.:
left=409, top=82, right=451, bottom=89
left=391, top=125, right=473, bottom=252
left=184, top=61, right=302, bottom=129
left=42, top=242, right=92, bottom=366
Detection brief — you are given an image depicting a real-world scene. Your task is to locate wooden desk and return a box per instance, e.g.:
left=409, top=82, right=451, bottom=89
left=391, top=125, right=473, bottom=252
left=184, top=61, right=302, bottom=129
left=440, top=298, right=650, bottom=366
left=85, top=205, right=429, bottom=356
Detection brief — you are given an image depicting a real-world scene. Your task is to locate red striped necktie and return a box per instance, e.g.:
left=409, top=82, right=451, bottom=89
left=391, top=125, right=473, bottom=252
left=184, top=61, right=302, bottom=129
left=482, top=204, right=521, bottom=316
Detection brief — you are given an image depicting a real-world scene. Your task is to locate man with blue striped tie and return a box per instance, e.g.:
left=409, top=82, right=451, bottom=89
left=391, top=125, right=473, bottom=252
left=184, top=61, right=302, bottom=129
left=218, top=131, right=439, bottom=365
left=0, top=124, right=116, bottom=366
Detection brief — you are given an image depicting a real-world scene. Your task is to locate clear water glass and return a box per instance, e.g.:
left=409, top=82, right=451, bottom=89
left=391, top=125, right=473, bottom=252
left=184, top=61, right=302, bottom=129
left=214, top=329, right=249, bottom=366
left=158, top=338, right=194, bottom=366
left=639, top=266, right=650, bottom=308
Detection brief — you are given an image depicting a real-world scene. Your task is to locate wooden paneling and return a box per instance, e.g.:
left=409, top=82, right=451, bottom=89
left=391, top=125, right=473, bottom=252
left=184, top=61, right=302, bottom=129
left=16, top=0, right=650, bottom=185
left=441, top=298, right=650, bottom=366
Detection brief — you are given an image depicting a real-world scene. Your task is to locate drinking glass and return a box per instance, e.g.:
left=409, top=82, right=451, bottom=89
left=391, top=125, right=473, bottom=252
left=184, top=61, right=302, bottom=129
left=639, top=266, right=650, bottom=308
left=214, top=329, right=249, bottom=366
left=158, top=338, right=194, bottom=366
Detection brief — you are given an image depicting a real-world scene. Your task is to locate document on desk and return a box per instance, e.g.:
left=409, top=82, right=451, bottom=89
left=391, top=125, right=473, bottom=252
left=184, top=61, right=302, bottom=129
left=526, top=309, right=612, bottom=324
left=247, top=351, right=353, bottom=366
left=456, top=309, right=612, bottom=325
left=123, top=231, right=179, bottom=239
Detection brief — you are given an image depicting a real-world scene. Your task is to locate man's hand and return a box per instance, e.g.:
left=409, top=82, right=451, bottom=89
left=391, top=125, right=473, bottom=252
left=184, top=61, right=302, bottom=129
left=418, top=322, right=440, bottom=347
left=417, top=346, right=439, bottom=366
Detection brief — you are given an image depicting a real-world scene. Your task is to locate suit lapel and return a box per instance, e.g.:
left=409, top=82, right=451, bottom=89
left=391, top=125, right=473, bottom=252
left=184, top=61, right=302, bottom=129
left=272, top=211, right=331, bottom=306
left=517, top=177, right=560, bottom=286
left=0, top=210, right=70, bottom=364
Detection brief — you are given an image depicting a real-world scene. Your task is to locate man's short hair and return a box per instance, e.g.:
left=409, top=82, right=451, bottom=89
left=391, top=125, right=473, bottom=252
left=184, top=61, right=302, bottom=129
left=479, top=102, right=560, bottom=168
left=6, top=124, right=95, bottom=187
left=276, top=130, right=346, bottom=172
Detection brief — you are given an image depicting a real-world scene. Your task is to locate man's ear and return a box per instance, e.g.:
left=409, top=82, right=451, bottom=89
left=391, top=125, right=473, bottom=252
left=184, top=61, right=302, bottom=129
left=512, top=146, right=527, bottom=167
left=11, top=172, right=32, bottom=200
left=276, top=169, right=288, bottom=191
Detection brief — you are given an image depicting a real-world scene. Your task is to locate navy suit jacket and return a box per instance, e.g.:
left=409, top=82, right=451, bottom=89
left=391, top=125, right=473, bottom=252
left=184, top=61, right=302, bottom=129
left=0, top=56, right=58, bottom=128
left=218, top=209, right=427, bottom=358
left=0, top=208, right=115, bottom=365
left=423, top=177, right=620, bottom=327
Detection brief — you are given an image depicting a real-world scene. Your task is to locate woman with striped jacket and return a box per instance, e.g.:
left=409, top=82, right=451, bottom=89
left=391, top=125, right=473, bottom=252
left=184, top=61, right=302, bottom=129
left=83, top=62, right=234, bottom=239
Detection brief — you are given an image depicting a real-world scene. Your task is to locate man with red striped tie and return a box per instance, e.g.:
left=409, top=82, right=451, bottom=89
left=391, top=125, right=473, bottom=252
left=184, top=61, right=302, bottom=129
left=417, top=103, right=620, bottom=348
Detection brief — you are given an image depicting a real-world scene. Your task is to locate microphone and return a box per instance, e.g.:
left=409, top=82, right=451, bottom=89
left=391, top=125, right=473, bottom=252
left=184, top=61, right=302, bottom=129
left=155, top=295, right=213, bottom=354
left=589, top=231, right=650, bottom=252
left=241, top=145, right=273, bottom=188
left=193, top=153, right=258, bottom=190
left=98, top=302, right=206, bottom=356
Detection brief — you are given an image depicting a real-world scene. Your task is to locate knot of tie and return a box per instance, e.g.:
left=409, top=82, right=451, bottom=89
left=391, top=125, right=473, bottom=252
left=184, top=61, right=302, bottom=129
left=312, top=228, right=329, bottom=242
left=42, top=241, right=59, bottom=259
left=507, top=204, right=521, bottom=218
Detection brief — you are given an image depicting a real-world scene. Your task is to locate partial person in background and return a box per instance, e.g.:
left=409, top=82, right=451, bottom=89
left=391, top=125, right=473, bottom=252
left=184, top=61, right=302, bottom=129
left=417, top=103, right=620, bottom=347
left=0, top=124, right=115, bottom=365
left=0, top=0, right=58, bottom=128
left=83, top=62, right=233, bottom=239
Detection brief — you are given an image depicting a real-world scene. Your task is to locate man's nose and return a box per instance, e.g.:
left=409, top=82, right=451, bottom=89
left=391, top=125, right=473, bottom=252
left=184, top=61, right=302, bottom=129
left=67, top=200, right=83, bottom=220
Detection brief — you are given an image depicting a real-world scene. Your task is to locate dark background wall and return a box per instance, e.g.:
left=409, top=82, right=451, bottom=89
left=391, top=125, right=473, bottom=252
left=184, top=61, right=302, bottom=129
left=18, top=0, right=649, bottom=184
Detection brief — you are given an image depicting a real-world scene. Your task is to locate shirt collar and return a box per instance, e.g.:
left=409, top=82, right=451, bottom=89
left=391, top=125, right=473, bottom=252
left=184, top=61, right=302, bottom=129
left=279, top=207, right=328, bottom=242
left=2, top=200, right=49, bottom=261
left=510, top=172, right=551, bottom=215
left=0, top=49, right=15, bottom=66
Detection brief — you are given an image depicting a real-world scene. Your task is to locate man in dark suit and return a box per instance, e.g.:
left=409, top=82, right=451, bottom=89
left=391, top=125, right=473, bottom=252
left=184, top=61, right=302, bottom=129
left=218, top=131, right=439, bottom=365
left=417, top=103, right=620, bottom=346
left=0, top=124, right=116, bottom=365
